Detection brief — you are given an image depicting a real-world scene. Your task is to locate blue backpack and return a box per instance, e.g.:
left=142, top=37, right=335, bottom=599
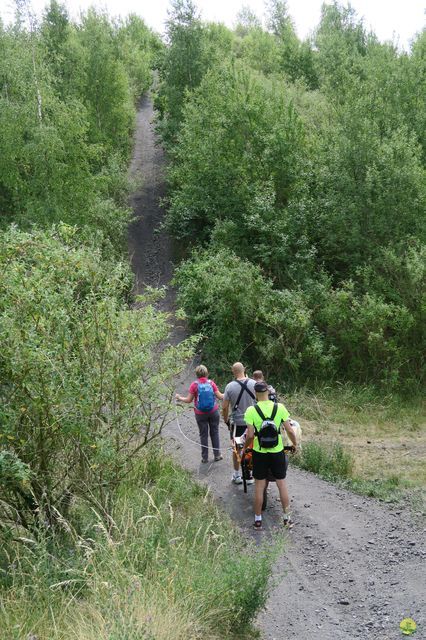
left=197, top=381, right=215, bottom=412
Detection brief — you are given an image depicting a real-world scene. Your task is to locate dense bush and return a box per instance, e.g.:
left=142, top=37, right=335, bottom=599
left=0, top=227, right=194, bottom=534
left=161, top=2, right=426, bottom=391
left=1, top=451, right=275, bottom=639
left=174, top=249, right=335, bottom=382
left=175, top=247, right=425, bottom=389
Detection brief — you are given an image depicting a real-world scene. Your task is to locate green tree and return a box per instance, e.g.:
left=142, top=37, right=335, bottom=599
left=115, top=14, right=161, bottom=100
left=41, top=0, right=86, bottom=101
left=0, top=20, right=95, bottom=227
left=236, top=27, right=281, bottom=75
left=314, top=1, right=369, bottom=96
left=156, top=0, right=205, bottom=143
left=156, top=0, right=234, bottom=145
left=266, top=0, right=318, bottom=87
left=78, top=10, right=134, bottom=155
left=234, top=5, right=262, bottom=37
left=166, top=63, right=305, bottom=257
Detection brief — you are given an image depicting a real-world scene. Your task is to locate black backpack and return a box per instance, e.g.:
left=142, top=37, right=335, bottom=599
left=254, top=403, right=279, bottom=450
left=268, top=387, right=278, bottom=403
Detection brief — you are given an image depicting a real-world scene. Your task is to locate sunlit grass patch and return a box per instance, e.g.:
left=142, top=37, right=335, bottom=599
left=292, top=441, right=354, bottom=479
left=284, top=384, right=425, bottom=506
left=0, top=449, right=277, bottom=640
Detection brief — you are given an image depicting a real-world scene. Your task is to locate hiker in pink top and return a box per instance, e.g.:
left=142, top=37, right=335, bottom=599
left=176, top=364, right=224, bottom=464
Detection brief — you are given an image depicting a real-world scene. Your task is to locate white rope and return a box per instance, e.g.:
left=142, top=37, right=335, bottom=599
left=174, top=404, right=231, bottom=455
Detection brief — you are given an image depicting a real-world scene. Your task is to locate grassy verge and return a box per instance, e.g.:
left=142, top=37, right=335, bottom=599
left=285, top=384, right=425, bottom=509
left=0, top=450, right=276, bottom=640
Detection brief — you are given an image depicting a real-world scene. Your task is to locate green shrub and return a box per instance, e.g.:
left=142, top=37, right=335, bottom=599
left=174, top=248, right=335, bottom=383
left=175, top=244, right=425, bottom=390
left=0, top=226, right=195, bottom=535
left=0, top=450, right=276, bottom=639
left=293, top=441, right=354, bottom=479
left=315, top=245, right=426, bottom=389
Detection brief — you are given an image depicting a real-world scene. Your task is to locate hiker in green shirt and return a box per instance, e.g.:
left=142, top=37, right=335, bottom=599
left=244, top=381, right=297, bottom=530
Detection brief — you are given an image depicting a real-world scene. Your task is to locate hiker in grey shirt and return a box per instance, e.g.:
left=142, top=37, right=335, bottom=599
left=222, top=362, right=256, bottom=484
left=253, top=370, right=277, bottom=402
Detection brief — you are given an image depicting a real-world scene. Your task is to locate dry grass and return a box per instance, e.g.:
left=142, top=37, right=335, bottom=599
left=286, top=386, right=426, bottom=493
left=0, top=451, right=275, bottom=640
left=1, top=574, right=216, bottom=640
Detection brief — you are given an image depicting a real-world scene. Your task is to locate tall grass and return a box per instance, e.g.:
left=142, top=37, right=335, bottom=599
left=0, top=450, right=276, bottom=640
left=286, top=383, right=425, bottom=427
left=292, top=441, right=354, bottom=479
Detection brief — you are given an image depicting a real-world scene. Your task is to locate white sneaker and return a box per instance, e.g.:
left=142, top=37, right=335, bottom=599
left=246, top=477, right=254, bottom=485
left=232, top=473, right=243, bottom=485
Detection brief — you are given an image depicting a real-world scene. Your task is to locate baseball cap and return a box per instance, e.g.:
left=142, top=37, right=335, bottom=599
left=254, top=381, right=268, bottom=393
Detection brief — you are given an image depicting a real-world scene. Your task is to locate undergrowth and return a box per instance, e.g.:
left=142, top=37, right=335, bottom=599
left=284, top=384, right=425, bottom=509
left=292, top=441, right=354, bottom=479
left=0, top=449, right=277, bottom=640
left=291, top=442, right=422, bottom=507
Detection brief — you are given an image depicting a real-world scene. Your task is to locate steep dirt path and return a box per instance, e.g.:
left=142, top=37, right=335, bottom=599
left=128, top=93, right=174, bottom=310
left=128, top=95, right=425, bottom=640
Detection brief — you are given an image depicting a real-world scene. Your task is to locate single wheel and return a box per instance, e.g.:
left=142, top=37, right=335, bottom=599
left=241, top=460, right=247, bottom=493
left=262, top=487, right=268, bottom=511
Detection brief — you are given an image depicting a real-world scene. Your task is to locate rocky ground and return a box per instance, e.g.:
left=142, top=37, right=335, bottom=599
left=128, top=93, right=426, bottom=640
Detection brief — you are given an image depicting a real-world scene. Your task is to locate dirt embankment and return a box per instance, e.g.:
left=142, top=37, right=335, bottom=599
left=128, top=94, right=426, bottom=640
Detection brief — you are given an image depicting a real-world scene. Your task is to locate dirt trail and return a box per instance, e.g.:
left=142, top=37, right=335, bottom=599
left=128, top=94, right=426, bottom=640
left=128, top=94, right=175, bottom=313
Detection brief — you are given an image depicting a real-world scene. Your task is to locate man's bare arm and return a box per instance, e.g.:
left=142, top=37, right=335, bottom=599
left=244, top=425, right=255, bottom=452
left=222, top=398, right=230, bottom=423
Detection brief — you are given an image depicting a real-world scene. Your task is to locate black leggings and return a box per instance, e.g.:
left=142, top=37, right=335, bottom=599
left=195, top=409, right=220, bottom=461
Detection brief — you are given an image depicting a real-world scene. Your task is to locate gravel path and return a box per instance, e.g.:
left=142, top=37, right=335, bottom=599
left=128, top=94, right=426, bottom=640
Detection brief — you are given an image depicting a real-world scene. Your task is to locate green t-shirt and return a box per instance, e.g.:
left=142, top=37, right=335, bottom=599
left=244, top=401, right=290, bottom=453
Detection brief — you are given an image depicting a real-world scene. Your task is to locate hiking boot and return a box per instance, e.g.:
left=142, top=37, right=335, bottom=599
left=232, top=473, right=243, bottom=484
left=253, top=520, right=262, bottom=530
left=201, top=458, right=209, bottom=464
left=214, top=455, right=223, bottom=462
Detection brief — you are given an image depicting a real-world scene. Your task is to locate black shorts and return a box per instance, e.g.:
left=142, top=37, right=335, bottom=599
left=230, top=424, right=247, bottom=438
left=252, top=450, right=288, bottom=480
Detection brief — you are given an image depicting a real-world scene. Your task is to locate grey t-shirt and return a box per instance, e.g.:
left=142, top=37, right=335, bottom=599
left=223, top=378, right=256, bottom=426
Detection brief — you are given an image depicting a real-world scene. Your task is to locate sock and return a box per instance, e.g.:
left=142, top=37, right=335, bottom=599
left=255, top=514, right=262, bottom=522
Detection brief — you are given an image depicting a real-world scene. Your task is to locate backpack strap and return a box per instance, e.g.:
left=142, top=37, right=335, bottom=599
left=233, top=379, right=255, bottom=411
left=198, top=379, right=212, bottom=389
left=252, top=404, right=263, bottom=441
left=254, top=403, right=278, bottom=422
